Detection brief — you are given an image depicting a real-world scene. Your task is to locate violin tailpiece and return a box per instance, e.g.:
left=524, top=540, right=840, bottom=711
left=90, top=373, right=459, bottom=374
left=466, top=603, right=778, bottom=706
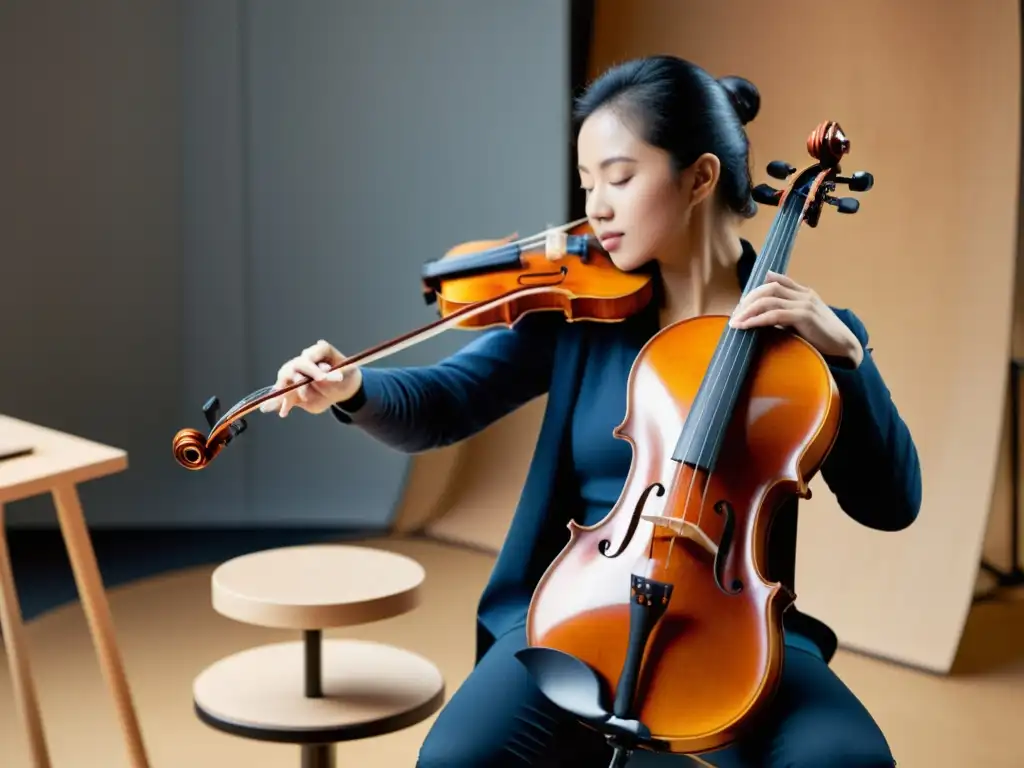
left=612, top=575, right=674, bottom=720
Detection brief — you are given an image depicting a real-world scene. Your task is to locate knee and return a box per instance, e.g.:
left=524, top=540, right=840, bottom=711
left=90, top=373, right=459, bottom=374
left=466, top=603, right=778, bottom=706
left=415, top=724, right=494, bottom=768
left=415, top=732, right=469, bottom=768
left=415, top=740, right=460, bottom=768
left=785, top=741, right=895, bottom=768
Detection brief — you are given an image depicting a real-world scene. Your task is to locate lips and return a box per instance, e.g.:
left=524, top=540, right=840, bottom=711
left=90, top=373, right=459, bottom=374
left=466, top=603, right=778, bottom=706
left=599, top=232, right=623, bottom=252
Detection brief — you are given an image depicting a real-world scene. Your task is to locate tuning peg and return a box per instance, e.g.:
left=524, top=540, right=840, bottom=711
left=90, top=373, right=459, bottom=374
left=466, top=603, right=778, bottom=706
left=752, top=183, right=783, bottom=206
left=836, top=170, right=873, bottom=192
left=767, top=161, right=795, bottom=180
left=827, top=196, right=860, bottom=214
left=202, top=396, right=221, bottom=429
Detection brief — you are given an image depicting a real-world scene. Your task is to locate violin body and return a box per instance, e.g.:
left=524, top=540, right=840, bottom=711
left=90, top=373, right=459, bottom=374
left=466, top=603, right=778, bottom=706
left=518, top=122, right=875, bottom=759
left=526, top=316, right=841, bottom=753
left=424, top=219, right=654, bottom=328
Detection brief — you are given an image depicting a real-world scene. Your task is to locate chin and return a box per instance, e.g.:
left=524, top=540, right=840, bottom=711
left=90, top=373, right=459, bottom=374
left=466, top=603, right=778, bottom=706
left=608, top=250, right=649, bottom=274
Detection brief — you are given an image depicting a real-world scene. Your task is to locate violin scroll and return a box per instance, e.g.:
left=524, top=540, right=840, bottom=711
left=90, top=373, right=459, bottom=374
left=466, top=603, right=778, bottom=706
left=806, top=121, right=850, bottom=166
left=748, top=120, right=874, bottom=228
left=172, top=428, right=213, bottom=470
left=172, top=395, right=249, bottom=470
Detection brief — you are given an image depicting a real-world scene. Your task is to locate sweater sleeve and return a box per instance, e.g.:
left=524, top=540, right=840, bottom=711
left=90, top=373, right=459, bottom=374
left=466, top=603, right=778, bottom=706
left=817, top=308, right=922, bottom=531
left=328, top=312, right=558, bottom=453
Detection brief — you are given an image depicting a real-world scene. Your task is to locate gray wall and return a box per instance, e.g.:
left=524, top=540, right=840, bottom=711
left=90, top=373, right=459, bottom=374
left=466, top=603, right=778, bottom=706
left=3, top=0, right=569, bottom=528
left=2, top=1, right=185, bottom=528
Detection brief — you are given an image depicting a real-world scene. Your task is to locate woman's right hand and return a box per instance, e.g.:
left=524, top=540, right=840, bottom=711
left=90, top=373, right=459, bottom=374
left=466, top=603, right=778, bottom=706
left=259, top=339, right=363, bottom=418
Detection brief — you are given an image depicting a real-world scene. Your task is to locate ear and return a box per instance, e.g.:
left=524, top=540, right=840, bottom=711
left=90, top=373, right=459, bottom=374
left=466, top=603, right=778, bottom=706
left=687, top=153, right=721, bottom=206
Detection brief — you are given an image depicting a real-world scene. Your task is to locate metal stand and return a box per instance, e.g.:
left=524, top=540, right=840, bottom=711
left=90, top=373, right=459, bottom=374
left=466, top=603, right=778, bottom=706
left=608, top=745, right=633, bottom=767
left=979, top=359, right=1024, bottom=597
left=301, top=745, right=334, bottom=768
left=301, top=629, right=336, bottom=768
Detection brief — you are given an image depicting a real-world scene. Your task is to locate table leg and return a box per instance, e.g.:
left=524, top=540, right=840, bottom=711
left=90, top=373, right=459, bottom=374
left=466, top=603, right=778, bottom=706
left=301, top=629, right=335, bottom=767
left=51, top=483, right=150, bottom=768
left=0, top=503, right=52, bottom=768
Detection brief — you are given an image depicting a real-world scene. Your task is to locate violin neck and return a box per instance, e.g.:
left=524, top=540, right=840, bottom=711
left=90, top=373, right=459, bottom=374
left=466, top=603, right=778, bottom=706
left=671, top=193, right=806, bottom=471
left=741, top=193, right=805, bottom=296
left=422, top=242, right=523, bottom=283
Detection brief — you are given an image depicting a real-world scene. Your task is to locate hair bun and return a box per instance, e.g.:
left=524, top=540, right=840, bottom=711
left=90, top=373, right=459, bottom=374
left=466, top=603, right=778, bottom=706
left=717, top=76, right=760, bottom=126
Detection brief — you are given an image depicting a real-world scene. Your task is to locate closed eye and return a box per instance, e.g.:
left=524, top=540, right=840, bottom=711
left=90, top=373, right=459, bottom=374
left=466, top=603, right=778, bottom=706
left=580, top=176, right=631, bottom=192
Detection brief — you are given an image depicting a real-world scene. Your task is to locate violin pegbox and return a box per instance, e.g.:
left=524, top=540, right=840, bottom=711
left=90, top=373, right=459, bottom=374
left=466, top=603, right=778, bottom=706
left=750, top=121, right=874, bottom=229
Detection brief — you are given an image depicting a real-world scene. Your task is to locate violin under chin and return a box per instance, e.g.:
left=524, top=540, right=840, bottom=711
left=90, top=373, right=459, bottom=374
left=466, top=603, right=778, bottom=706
left=525, top=315, right=840, bottom=753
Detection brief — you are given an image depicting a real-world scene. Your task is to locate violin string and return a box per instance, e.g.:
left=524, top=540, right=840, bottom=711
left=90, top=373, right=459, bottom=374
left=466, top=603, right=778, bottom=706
left=678, top=198, right=792, bottom=513
left=659, top=199, right=794, bottom=573
left=488, top=217, right=589, bottom=254
left=687, top=202, right=801, bottom=550
left=661, top=195, right=800, bottom=570
left=691, top=203, right=800, bottom=531
left=661, top=203, right=788, bottom=568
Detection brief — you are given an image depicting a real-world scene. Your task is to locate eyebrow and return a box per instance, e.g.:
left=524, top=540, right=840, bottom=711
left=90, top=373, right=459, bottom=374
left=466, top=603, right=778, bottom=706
left=577, top=155, right=637, bottom=173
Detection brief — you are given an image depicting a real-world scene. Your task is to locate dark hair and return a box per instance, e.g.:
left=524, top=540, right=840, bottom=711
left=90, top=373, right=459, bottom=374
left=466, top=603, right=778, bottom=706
left=573, top=55, right=760, bottom=218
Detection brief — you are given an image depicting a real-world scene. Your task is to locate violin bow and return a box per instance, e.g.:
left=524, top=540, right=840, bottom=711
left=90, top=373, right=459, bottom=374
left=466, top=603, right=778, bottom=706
left=173, top=275, right=568, bottom=470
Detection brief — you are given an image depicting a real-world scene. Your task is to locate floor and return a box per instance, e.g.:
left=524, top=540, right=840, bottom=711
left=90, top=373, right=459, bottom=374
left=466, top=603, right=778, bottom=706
left=1, top=528, right=1023, bottom=767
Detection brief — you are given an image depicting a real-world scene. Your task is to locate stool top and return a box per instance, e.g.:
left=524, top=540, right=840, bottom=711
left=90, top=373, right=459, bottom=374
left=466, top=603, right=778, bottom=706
left=212, top=544, right=425, bottom=629
left=193, top=639, right=445, bottom=744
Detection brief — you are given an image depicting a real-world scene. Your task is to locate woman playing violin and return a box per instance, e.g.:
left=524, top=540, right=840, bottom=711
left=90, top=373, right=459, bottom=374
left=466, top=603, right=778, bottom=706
left=263, top=55, right=920, bottom=768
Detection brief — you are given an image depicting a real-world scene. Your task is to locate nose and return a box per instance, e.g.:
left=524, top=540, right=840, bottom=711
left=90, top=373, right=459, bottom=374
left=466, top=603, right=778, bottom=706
left=585, top=187, right=612, bottom=223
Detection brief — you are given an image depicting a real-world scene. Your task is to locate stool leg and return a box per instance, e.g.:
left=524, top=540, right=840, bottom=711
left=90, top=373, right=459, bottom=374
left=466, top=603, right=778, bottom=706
left=301, top=629, right=335, bottom=767
left=302, top=744, right=335, bottom=768
left=305, top=629, right=322, bottom=697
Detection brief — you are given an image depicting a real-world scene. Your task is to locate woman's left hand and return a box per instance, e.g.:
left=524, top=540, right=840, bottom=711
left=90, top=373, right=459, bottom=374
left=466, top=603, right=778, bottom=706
left=729, top=271, right=864, bottom=367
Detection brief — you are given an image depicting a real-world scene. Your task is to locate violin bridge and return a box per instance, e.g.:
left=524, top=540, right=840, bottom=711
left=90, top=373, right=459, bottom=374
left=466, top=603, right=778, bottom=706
left=639, top=514, right=719, bottom=556
left=544, top=228, right=568, bottom=262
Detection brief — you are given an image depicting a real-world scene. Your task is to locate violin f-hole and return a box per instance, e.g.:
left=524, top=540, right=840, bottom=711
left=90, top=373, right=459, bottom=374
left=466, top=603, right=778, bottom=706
left=599, top=482, right=665, bottom=559
left=517, top=265, right=568, bottom=287
left=713, top=500, right=743, bottom=596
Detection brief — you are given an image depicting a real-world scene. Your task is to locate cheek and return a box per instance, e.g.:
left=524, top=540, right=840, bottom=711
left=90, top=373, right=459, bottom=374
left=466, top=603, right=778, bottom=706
left=637, top=185, right=684, bottom=232
left=620, top=184, right=683, bottom=261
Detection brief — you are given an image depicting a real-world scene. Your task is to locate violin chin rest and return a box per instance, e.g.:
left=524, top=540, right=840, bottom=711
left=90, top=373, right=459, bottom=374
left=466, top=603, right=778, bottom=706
left=514, top=647, right=611, bottom=724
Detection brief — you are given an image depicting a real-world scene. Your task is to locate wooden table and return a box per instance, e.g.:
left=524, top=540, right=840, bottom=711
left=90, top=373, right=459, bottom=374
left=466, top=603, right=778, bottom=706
left=0, top=414, right=150, bottom=767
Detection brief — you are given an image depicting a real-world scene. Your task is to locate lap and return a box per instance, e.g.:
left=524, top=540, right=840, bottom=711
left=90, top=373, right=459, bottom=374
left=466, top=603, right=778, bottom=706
left=416, top=625, right=611, bottom=767
left=418, top=629, right=894, bottom=768
left=669, top=647, right=895, bottom=768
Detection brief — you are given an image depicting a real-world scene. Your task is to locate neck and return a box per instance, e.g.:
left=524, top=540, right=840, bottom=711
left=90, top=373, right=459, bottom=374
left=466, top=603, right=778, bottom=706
left=657, top=205, right=744, bottom=328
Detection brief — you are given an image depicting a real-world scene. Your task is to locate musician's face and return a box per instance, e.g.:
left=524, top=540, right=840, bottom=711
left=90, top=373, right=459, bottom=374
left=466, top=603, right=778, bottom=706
left=577, top=105, right=709, bottom=272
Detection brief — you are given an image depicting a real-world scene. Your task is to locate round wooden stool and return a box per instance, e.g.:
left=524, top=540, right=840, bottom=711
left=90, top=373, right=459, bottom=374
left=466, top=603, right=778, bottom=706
left=192, top=544, right=446, bottom=767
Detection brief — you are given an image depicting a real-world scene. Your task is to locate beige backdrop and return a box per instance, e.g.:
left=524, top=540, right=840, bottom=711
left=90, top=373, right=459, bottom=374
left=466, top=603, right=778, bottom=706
left=398, top=0, right=1022, bottom=675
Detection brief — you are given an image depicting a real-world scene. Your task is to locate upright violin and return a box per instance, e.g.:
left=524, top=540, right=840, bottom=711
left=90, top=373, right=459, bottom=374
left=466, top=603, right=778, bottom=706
left=514, top=121, right=874, bottom=766
left=172, top=220, right=653, bottom=470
